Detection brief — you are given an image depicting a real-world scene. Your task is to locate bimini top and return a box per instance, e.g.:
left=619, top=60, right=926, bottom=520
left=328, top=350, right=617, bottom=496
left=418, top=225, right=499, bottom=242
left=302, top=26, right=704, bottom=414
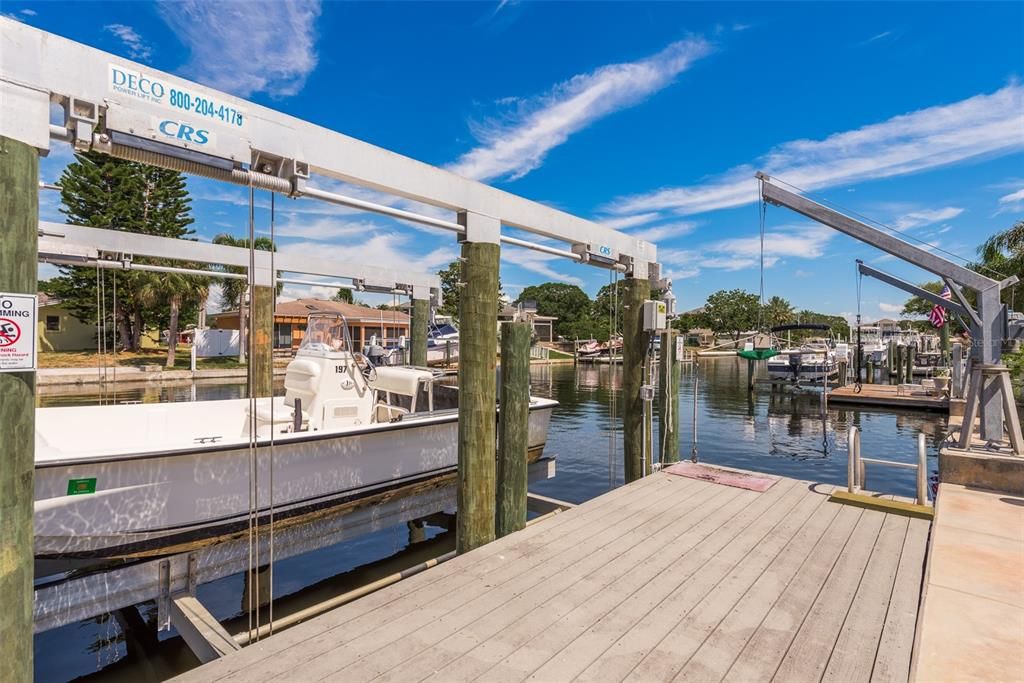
left=770, top=323, right=832, bottom=333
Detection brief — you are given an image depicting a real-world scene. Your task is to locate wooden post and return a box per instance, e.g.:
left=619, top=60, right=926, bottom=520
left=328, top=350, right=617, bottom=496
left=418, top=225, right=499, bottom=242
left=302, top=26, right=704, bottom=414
left=621, top=277, right=650, bottom=482
left=497, top=322, right=530, bottom=537
left=866, top=359, right=874, bottom=384
left=409, top=298, right=428, bottom=367
left=896, top=346, right=905, bottom=384
left=456, top=238, right=499, bottom=553
left=0, top=135, right=37, bottom=683
left=745, top=358, right=755, bottom=392
left=888, top=340, right=897, bottom=374
left=250, top=285, right=274, bottom=397
left=940, top=323, right=950, bottom=366
left=659, top=330, right=680, bottom=465
left=906, top=343, right=916, bottom=383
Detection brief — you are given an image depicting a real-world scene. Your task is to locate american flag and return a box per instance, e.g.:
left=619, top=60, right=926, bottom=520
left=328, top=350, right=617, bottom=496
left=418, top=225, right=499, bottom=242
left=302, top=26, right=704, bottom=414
left=929, top=285, right=952, bottom=328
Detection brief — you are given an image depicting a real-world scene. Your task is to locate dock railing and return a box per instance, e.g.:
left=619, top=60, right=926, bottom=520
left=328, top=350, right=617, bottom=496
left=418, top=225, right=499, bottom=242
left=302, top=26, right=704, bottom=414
left=847, top=426, right=929, bottom=505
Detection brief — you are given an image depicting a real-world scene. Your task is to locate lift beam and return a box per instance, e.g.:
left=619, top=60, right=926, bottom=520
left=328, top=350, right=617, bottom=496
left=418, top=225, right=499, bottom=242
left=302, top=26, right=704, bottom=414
left=758, top=173, right=1019, bottom=450
left=0, top=18, right=658, bottom=277
left=856, top=261, right=972, bottom=323
left=38, top=221, right=442, bottom=301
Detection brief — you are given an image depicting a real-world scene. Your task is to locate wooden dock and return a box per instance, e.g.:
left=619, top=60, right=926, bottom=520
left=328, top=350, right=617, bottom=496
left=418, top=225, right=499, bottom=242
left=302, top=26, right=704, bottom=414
left=830, top=384, right=949, bottom=412
left=176, top=470, right=929, bottom=682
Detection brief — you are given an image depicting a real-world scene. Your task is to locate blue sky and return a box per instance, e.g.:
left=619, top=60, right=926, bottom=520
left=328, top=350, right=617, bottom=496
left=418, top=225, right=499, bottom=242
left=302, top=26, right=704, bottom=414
left=11, top=1, right=1024, bottom=321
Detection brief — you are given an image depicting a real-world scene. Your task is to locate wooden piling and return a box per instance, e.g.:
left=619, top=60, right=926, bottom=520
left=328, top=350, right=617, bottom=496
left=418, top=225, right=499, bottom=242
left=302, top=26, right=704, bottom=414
left=746, top=358, right=755, bottom=392
left=456, top=241, right=499, bottom=553
left=497, top=322, right=530, bottom=537
left=621, top=277, right=650, bottom=482
left=866, top=359, right=875, bottom=384
left=0, top=135, right=37, bottom=683
left=409, top=298, right=428, bottom=367
left=906, top=343, right=916, bottom=382
left=940, top=324, right=950, bottom=366
left=896, top=346, right=905, bottom=384
left=250, top=285, right=274, bottom=397
left=658, top=330, right=680, bottom=465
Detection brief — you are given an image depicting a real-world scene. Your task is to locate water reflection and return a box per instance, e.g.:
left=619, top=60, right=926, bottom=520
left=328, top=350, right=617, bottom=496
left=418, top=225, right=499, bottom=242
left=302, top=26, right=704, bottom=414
left=34, top=358, right=948, bottom=682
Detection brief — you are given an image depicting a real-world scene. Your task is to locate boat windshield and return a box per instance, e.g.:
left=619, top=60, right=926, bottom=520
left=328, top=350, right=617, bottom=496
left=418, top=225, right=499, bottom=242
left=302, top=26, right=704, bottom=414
left=300, top=313, right=353, bottom=354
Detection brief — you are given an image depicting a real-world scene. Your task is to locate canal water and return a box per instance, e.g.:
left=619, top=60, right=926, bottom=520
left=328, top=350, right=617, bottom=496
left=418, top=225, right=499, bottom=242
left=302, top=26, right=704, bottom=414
left=34, top=358, right=947, bottom=682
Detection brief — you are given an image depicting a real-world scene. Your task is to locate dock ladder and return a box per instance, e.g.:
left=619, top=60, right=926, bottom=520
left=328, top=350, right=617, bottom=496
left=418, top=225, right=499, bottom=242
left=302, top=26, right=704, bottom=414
left=846, top=425, right=930, bottom=506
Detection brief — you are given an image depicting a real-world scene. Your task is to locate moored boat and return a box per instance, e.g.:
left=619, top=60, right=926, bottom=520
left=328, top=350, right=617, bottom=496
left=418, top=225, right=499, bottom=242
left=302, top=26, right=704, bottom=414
left=34, top=313, right=555, bottom=561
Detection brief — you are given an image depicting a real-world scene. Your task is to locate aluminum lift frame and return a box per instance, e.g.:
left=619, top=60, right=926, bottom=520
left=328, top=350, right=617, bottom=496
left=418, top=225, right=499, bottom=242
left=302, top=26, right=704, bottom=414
left=759, top=173, right=1022, bottom=453
left=1, top=19, right=659, bottom=280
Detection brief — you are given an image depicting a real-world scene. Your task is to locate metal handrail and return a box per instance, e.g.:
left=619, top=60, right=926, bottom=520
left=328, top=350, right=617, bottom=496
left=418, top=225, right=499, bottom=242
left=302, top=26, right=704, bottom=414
left=847, top=426, right=929, bottom=505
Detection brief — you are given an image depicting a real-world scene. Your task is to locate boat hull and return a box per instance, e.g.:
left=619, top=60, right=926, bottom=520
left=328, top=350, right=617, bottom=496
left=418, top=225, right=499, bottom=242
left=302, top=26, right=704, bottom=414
left=34, top=399, right=555, bottom=559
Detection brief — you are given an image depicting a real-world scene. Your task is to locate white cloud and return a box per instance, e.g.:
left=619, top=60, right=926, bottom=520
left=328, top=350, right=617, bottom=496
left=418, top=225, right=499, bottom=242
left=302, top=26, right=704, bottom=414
left=605, top=84, right=1024, bottom=217
left=159, top=1, right=321, bottom=97
left=447, top=37, right=712, bottom=182
left=657, top=225, right=833, bottom=279
left=598, top=213, right=661, bottom=230
left=892, top=206, right=963, bottom=230
left=627, top=221, right=697, bottom=243
left=879, top=302, right=903, bottom=313
left=864, top=31, right=893, bottom=44
left=501, top=246, right=584, bottom=286
left=997, top=187, right=1024, bottom=214
left=1000, top=188, right=1024, bottom=204
left=105, top=24, right=152, bottom=62
left=20, top=8, right=36, bottom=16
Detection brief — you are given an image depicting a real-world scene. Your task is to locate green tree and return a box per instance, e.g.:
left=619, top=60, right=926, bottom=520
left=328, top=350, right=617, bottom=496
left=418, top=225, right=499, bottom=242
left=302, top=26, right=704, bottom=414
left=436, top=259, right=501, bottom=322
left=516, top=282, right=596, bottom=340
left=702, top=289, right=761, bottom=341
left=762, top=295, right=795, bottom=328
left=139, top=267, right=210, bottom=367
left=210, top=233, right=278, bottom=311
left=50, top=151, right=195, bottom=350
left=332, top=288, right=354, bottom=304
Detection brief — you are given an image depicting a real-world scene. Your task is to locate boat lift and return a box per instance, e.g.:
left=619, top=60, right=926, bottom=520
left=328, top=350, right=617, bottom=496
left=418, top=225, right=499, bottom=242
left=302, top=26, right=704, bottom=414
left=758, top=173, right=1022, bottom=454
left=1, top=18, right=671, bottom=667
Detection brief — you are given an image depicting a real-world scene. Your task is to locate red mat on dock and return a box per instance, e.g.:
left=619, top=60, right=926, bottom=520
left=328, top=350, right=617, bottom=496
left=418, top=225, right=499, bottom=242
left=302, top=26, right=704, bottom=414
left=663, top=462, right=778, bottom=492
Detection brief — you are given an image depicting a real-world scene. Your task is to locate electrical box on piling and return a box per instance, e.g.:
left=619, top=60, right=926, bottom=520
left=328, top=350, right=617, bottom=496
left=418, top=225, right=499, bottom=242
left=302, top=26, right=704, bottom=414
left=642, top=300, right=667, bottom=331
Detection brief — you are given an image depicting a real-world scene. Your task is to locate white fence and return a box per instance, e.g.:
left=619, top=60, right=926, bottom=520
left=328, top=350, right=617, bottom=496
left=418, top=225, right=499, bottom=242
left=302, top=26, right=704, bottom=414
left=193, top=328, right=240, bottom=358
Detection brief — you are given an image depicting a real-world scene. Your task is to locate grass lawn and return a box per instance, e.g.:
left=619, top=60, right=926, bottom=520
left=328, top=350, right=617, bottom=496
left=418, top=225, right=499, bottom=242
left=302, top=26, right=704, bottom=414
left=39, top=348, right=246, bottom=370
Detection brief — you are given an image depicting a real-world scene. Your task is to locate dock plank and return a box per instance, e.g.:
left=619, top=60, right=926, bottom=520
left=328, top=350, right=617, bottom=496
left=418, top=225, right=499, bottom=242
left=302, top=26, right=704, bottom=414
left=621, top=486, right=830, bottom=682
left=327, top=479, right=737, bottom=679
left=257, top=475, right=698, bottom=681
left=670, top=498, right=844, bottom=682
left=203, top=474, right=675, bottom=682
left=821, top=513, right=910, bottom=682
left=770, top=508, right=886, bottom=682
left=172, top=472, right=931, bottom=683
left=419, top=483, right=774, bottom=682
left=871, top=517, right=929, bottom=683
left=564, top=481, right=812, bottom=683
left=720, top=504, right=864, bottom=683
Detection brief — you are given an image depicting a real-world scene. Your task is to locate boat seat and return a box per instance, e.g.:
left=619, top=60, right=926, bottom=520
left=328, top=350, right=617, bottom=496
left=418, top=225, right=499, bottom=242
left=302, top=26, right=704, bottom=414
left=244, top=403, right=309, bottom=435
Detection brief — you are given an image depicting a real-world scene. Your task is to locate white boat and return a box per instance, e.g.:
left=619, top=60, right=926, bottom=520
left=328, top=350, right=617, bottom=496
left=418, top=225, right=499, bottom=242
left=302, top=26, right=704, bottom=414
left=765, top=324, right=840, bottom=382
left=766, top=342, right=840, bottom=382
left=34, top=314, right=555, bottom=561
left=425, top=321, right=459, bottom=364
left=856, top=325, right=888, bottom=364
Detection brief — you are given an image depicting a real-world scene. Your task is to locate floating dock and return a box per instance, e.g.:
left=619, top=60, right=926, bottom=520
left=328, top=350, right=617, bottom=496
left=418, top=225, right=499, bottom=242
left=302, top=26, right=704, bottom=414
left=176, top=469, right=929, bottom=682
left=829, top=383, right=949, bottom=412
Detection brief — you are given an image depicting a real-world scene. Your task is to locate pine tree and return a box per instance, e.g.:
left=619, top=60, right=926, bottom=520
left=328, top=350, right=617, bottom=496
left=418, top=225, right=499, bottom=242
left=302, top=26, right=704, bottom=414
left=49, top=152, right=197, bottom=351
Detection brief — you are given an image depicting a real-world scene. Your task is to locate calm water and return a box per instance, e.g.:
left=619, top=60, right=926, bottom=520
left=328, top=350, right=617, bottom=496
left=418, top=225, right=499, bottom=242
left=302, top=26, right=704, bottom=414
left=34, top=358, right=946, bottom=682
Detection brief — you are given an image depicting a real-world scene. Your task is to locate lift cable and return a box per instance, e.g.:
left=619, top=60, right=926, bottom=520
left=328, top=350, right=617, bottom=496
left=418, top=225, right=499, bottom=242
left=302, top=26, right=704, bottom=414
left=854, top=263, right=863, bottom=394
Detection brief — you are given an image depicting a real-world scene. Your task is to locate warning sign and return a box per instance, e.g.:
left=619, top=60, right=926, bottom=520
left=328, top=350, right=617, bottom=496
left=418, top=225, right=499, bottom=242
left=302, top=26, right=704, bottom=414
left=0, top=293, right=37, bottom=372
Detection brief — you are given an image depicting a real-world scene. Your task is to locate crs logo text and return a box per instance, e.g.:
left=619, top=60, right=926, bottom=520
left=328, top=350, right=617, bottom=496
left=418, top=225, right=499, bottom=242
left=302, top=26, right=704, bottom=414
left=158, top=120, right=210, bottom=145
left=109, top=66, right=166, bottom=104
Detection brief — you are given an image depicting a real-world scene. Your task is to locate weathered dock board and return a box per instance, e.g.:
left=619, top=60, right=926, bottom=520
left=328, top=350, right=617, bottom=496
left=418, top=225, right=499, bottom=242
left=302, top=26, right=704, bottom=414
left=175, top=470, right=929, bottom=683
left=830, top=384, right=949, bottom=412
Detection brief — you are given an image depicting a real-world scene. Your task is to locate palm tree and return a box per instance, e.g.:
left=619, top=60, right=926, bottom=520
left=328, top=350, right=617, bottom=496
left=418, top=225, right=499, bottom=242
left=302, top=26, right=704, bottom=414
left=140, top=268, right=210, bottom=368
left=762, top=295, right=795, bottom=328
